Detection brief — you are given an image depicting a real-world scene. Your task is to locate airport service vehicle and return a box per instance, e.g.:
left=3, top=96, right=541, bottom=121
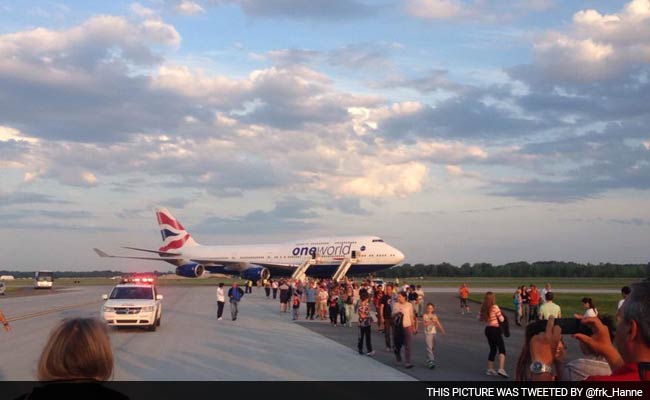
left=33, top=271, right=54, bottom=289
left=0, top=282, right=5, bottom=296
left=95, top=208, right=405, bottom=281
left=101, top=280, right=163, bottom=331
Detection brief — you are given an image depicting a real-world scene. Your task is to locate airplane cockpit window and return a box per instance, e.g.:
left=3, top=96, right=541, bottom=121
left=372, top=239, right=384, bottom=243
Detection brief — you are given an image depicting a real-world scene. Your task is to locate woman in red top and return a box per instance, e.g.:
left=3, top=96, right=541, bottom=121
left=479, top=291, right=508, bottom=378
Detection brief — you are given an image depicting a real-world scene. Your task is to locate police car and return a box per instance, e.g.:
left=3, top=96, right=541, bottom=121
left=101, top=277, right=163, bottom=331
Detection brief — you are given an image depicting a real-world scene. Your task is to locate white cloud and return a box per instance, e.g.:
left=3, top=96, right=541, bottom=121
left=175, top=0, right=205, bottom=15
left=130, top=2, right=158, bottom=19
left=338, top=162, right=429, bottom=198
left=406, top=0, right=466, bottom=20
left=522, top=0, right=650, bottom=83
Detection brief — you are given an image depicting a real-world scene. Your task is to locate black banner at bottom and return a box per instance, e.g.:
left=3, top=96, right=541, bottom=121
left=2, top=381, right=649, bottom=400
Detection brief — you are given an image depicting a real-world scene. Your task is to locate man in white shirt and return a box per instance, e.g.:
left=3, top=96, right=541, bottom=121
left=618, top=286, right=630, bottom=310
left=216, top=282, right=225, bottom=320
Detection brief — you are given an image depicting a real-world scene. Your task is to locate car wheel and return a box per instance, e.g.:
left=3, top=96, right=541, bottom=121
left=148, top=323, right=156, bottom=332
left=156, top=317, right=161, bottom=327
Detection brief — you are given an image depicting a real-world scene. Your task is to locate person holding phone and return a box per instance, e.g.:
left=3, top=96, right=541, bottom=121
left=528, top=282, right=650, bottom=381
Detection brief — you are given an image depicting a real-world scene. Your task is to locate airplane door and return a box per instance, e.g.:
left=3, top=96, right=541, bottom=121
left=351, top=250, right=357, bottom=260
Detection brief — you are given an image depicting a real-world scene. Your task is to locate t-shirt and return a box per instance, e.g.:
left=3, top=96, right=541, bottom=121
left=585, top=363, right=640, bottom=381
left=483, top=305, right=504, bottom=328
left=217, top=287, right=225, bottom=302
left=392, top=301, right=414, bottom=328
left=563, top=356, right=611, bottom=381
left=617, top=299, right=625, bottom=310
left=380, top=293, right=393, bottom=318
left=539, top=302, right=561, bottom=319
left=318, top=290, right=328, bottom=303
left=584, top=308, right=598, bottom=318
left=357, top=301, right=372, bottom=327
left=304, top=287, right=317, bottom=302
left=529, top=289, right=540, bottom=306
left=422, top=313, right=439, bottom=335
left=459, top=287, right=469, bottom=299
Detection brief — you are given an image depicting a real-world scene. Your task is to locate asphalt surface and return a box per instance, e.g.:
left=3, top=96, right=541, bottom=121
left=0, top=286, right=413, bottom=381
left=296, top=290, right=585, bottom=381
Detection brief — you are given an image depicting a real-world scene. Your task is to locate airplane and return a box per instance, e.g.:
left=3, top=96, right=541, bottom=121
left=94, top=208, right=405, bottom=281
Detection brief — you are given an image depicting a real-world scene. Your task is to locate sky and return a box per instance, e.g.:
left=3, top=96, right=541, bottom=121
left=1, top=0, right=649, bottom=270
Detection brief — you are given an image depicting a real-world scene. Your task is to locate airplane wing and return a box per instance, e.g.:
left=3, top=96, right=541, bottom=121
left=122, top=247, right=181, bottom=257
left=94, top=248, right=184, bottom=261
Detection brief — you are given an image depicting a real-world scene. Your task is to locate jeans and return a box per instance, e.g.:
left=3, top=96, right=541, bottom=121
left=529, top=305, right=539, bottom=322
left=217, top=301, right=224, bottom=318
left=265, top=288, right=270, bottom=297
left=358, top=325, right=372, bottom=354
left=329, top=307, right=338, bottom=324
left=395, top=326, right=412, bottom=364
left=345, top=304, right=354, bottom=326
left=306, top=302, right=316, bottom=319
left=384, top=317, right=393, bottom=349
left=339, top=305, right=346, bottom=325
left=425, top=333, right=436, bottom=362
left=230, top=301, right=239, bottom=320
left=272, top=288, right=277, bottom=299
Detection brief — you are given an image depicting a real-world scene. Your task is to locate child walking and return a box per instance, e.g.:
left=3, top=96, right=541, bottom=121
left=292, top=288, right=302, bottom=320
left=422, top=303, right=445, bottom=369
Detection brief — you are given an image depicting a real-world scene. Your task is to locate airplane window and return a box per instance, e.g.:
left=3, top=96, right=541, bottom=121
left=372, top=239, right=384, bottom=242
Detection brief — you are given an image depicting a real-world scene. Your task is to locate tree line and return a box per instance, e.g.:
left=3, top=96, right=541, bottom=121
left=374, top=261, right=650, bottom=278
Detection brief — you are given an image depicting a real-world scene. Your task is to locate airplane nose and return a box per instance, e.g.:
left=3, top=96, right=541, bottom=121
left=395, top=248, right=405, bottom=264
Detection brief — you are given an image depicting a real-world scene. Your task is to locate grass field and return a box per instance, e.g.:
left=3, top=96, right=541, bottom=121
left=468, top=292, right=621, bottom=318
left=396, top=277, right=642, bottom=289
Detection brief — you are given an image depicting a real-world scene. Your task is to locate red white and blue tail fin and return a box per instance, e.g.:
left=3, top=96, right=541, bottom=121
left=155, top=208, right=198, bottom=252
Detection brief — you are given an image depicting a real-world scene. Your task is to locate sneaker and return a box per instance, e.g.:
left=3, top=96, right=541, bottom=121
left=217, top=317, right=222, bottom=320
left=429, top=362, right=436, bottom=370
left=405, top=364, right=413, bottom=369
left=486, top=369, right=497, bottom=376
left=386, top=347, right=392, bottom=352
left=366, top=351, right=375, bottom=356
left=497, top=369, right=509, bottom=378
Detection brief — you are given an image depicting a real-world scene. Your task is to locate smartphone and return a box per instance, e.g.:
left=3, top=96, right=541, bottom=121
left=529, top=318, right=593, bottom=336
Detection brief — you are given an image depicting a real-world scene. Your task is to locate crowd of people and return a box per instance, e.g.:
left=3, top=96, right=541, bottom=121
left=2, top=278, right=647, bottom=387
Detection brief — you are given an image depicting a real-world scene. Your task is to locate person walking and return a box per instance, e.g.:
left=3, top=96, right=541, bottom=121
left=528, top=284, right=540, bottom=322
left=264, top=279, right=271, bottom=299
left=392, top=291, right=417, bottom=369
left=328, top=287, right=340, bottom=326
left=279, top=280, right=290, bottom=313
left=318, top=285, right=329, bottom=320
left=513, top=287, right=522, bottom=326
left=216, top=282, right=225, bottom=320
left=479, top=291, right=508, bottom=378
left=459, top=283, right=470, bottom=314
left=303, top=281, right=317, bottom=320
left=356, top=290, right=374, bottom=356
left=245, top=280, right=253, bottom=294
left=520, top=285, right=530, bottom=326
left=344, top=283, right=355, bottom=327
left=380, top=283, right=395, bottom=351
left=292, top=287, right=302, bottom=321
left=422, top=302, right=445, bottom=369
left=271, top=279, right=279, bottom=299
left=416, top=285, right=425, bottom=317
left=228, top=282, right=245, bottom=321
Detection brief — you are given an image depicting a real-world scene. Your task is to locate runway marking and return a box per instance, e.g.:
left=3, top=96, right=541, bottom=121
left=6, top=300, right=102, bottom=323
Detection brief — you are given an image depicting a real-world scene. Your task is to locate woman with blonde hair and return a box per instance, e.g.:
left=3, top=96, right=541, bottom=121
left=19, top=318, right=126, bottom=399
left=479, top=292, right=508, bottom=378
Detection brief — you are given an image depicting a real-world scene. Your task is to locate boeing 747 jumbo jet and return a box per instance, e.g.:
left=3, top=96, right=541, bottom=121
left=94, top=208, right=405, bottom=281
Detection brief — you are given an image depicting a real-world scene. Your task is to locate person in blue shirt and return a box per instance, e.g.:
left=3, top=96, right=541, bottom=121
left=228, top=282, right=245, bottom=321
left=303, top=281, right=317, bottom=320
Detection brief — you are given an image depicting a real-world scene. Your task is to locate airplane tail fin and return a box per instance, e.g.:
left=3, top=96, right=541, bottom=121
left=155, top=208, right=198, bottom=252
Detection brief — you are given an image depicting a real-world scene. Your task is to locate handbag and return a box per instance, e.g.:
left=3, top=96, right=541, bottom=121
left=499, top=314, right=510, bottom=338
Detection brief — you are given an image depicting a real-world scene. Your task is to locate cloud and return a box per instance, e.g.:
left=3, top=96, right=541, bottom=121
left=405, top=0, right=555, bottom=22
left=0, top=192, right=70, bottom=206
left=379, top=69, right=465, bottom=94
left=210, top=0, right=378, bottom=20
left=510, top=0, right=650, bottom=84
left=192, top=197, right=319, bottom=234
left=175, top=0, right=205, bottom=15
left=336, top=162, right=429, bottom=198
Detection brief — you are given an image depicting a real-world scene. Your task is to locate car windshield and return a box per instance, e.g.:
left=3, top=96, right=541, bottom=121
left=109, top=287, right=153, bottom=300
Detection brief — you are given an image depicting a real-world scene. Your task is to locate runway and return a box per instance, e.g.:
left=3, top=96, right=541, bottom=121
left=0, top=286, right=413, bottom=381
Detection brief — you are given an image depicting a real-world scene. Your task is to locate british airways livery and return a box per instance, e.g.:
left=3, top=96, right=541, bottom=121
left=94, top=208, right=405, bottom=280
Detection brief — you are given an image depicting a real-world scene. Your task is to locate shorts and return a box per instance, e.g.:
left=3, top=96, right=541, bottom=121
left=460, top=298, right=468, bottom=307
